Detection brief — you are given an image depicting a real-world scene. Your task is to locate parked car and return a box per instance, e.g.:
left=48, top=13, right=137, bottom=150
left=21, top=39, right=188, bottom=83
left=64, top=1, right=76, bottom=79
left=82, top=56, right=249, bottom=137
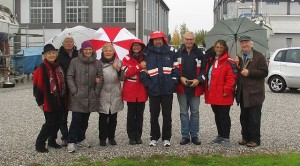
left=266, top=47, right=300, bottom=93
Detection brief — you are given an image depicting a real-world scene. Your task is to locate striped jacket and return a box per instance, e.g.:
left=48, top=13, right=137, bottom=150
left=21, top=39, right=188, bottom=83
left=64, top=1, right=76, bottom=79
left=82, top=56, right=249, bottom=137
left=140, top=44, right=180, bottom=96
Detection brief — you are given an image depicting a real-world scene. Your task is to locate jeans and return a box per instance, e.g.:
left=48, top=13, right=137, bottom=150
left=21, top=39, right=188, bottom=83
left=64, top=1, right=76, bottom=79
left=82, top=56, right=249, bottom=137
left=177, top=94, right=200, bottom=139
left=68, top=112, right=90, bottom=143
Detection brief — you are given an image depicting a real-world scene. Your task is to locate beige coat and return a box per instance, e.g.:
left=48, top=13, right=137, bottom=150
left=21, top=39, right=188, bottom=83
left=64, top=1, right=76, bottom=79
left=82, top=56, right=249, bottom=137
left=99, top=58, right=124, bottom=114
left=67, top=52, right=104, bottom=113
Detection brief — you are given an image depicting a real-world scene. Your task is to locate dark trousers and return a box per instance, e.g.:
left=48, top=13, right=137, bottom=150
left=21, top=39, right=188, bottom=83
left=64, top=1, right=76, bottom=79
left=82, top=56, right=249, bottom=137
left=48, top=110, right=69, bottom=142
left=36, top=111, right=62, bottom=148
left=240, top=103, right=262, bottom=145
left=99, top=112, right=118, bottom=141
left=211, top=105, right=231, bottom=139
left=68, top=112, right=90, bottom=143
left=149, top=94, right=173, bottom=141
left=127, top=102, right=145, bottom=140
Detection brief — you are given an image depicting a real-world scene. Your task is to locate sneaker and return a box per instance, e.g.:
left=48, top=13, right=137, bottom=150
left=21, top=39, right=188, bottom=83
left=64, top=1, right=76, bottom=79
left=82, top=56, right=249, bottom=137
left=221, top=139, right=231, bottom=148
left=163, top=140, right=171, bottom=147
left=67, top=143, right=76, bottom=153
left=76, top=139, right=91, bottom=148
left=36, top=147, right=49, bottom=153
left=149, top=140, right=158, bottom=146
left=109, top=139, right=117, bottom=145
left=48, top=142, right=62, bottom=149
left=211, top=136, right=224, bottom=144
left=61, top=139, right=68, bottom=147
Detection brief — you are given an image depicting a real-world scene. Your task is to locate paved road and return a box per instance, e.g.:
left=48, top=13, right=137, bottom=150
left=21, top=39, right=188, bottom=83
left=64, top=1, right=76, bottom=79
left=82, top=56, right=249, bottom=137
left=0, top=82, right=299, bottom=165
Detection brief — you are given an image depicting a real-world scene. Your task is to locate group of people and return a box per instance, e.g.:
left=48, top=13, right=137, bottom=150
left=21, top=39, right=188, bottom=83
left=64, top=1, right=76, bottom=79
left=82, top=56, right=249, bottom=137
left=33, top=30, right=268, bottom=153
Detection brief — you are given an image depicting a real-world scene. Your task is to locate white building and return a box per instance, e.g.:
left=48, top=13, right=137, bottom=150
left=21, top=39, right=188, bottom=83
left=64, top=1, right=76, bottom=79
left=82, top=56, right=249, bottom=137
left=12, top=0, right=170, bottom=45
left=213, top=0, right=300, bottom=55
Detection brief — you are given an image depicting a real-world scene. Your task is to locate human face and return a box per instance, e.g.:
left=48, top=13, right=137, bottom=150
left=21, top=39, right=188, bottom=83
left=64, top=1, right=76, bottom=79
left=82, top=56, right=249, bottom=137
left=62, top=38, right=75, bottom=51
left=44, top=50, right=58, bottom=63
left=240, top=40, right=252, bottom=53
left=132, top=43, right=143, bottom=53
left=214, top=43, right=225, bottom=56
left=82, top=47, right=93, bottom=58
left=103, top=47, right=115, bottom=60
left=184, top=34, right=195, bottom=49
left=153, top=38, right=164, bottom=48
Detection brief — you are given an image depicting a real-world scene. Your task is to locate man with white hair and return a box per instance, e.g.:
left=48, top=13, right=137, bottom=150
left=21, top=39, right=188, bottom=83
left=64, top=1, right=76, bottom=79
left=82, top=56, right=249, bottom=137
left=48, top=35, right=78, bottom=146
left=235, top=35, right=268, bottom=148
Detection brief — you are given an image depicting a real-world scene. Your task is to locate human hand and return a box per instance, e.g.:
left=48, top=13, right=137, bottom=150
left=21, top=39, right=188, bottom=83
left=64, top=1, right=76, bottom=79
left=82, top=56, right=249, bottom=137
left=189, top=79, right=200, bottom=87
left=140, top=61, right=146, bottom=69
left=95, top=76, right=100, bottom=84
left=113, top=62, right=120, bottom=72
left=241, top=68, right=249, bottom=76
left=223, top=93, right=228, bottom=97
left=180, top=77, right=188, bottom=85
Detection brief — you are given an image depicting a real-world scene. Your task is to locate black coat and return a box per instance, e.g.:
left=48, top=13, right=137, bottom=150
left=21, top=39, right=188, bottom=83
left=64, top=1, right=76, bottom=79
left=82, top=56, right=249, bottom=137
left=57, top=46, right=79, bottom=75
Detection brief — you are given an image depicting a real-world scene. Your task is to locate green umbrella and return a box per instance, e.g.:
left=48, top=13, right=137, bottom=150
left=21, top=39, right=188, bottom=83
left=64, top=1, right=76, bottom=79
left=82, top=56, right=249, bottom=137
left=205, top=17, right=268, bottom=57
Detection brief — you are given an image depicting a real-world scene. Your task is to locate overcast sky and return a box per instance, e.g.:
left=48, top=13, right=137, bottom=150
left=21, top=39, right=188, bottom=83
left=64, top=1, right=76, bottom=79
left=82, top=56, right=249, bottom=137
left=163, top=0, right=214, bottom=33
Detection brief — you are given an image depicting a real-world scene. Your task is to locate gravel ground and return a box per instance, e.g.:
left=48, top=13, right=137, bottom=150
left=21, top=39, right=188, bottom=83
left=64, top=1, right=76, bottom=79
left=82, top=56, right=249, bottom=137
left=0, top=81, right=300, bottom=165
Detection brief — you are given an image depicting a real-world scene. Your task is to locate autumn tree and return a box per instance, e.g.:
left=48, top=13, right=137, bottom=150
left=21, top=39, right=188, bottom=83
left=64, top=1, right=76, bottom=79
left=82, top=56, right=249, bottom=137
left=171, top=29, right=181, bottom=48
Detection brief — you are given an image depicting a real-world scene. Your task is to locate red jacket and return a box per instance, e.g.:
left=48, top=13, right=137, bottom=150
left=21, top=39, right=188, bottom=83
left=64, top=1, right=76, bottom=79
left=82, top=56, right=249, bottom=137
left=33, top=60, right=67, bottom=112
left=204, top=52, right=237, bottom=105
left=122, top=54, right=148, bottom=102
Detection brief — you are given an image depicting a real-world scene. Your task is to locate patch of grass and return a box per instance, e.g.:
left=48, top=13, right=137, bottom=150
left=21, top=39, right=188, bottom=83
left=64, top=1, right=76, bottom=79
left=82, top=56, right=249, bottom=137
left=31, top=153, right=300, bottom=166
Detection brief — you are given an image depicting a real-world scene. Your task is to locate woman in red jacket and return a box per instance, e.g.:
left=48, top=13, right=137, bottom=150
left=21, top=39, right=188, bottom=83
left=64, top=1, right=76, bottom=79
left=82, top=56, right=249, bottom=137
left=122, top=39, right=148, bottom=145
left=204, top=40, right=237, bottom=148
left=33, top=44, right=67, bottom=153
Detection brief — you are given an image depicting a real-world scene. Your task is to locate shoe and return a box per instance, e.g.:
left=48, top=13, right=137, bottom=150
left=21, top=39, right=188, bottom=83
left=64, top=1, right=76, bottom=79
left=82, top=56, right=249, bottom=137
left=180, top=137, right=190, bottom=145
left=61, top=139, right=68, bottom=147
left=191, top=137, right=201, bottom=145
left=36, top=147, right=49, bottom=153
left=76, top=139, right=91, bottom=148
left=109, top=139, right=117, bottom=145
left=238, top=139, right=248, bottom=145
left=67, top=143, right=76, bottom=153
left=136, top=138, right=143, bottom=144
left=100, top=140, right=106, bottom=146
left=211, top=136, right=224, bottom=144
left=246, top=141, right=259, bottom=147
left=129, top=139, right=137, bottom=145
left=149, top=140, right=158, bottom=146
left=221, top=139, right=231, bottom=148
left=48, top=142, right=62, bottom=149
left=163, top=140, right=171, bottom=147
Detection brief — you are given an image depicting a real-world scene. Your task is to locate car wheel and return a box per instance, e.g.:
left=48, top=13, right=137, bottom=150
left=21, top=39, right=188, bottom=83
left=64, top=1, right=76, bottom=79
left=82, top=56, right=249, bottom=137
left=268, top=76, right=286, bottom=93
left=289, top=88, right=298, bottom=91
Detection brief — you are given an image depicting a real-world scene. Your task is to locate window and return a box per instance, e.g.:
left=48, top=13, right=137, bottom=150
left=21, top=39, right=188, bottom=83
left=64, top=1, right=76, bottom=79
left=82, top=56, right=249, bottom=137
left=285, top=50, right=300, bottom=63
left=274, top=51, right=284, bottom=62
left=267, top=0, right=279, bottom=5
left=66, top=0, right=89, bottom=23
left=30, top=0, right=53, bottom=23
left=103, top=0, right=126, bottom=23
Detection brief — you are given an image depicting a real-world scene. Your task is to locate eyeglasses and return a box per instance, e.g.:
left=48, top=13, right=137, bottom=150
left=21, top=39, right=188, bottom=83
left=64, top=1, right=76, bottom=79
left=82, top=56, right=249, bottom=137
left=184, top=38, right=194, bottom=41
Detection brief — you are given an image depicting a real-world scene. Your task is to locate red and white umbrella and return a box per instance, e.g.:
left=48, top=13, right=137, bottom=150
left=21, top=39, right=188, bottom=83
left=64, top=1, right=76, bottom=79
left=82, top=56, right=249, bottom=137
left=90, top=27, right=137, bottom=60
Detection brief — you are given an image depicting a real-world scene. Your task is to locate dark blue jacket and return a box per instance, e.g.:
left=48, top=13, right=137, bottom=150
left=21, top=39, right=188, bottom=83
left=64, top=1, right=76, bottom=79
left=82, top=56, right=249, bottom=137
left=140, top=44, right=180, bottom=96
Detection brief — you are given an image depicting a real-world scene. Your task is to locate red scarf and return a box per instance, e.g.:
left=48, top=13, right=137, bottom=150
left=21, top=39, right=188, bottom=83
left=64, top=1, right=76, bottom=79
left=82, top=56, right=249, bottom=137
left=44, top=60, right=66, bottom=97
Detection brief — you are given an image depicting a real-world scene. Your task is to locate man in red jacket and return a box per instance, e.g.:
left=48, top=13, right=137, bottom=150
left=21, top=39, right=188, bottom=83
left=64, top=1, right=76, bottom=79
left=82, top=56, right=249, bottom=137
left=175, top=32, right=206, bottom=145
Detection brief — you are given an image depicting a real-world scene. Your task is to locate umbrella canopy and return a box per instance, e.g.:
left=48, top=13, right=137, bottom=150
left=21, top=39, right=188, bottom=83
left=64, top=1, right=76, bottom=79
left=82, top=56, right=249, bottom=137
left=205, top=17, right=268, bottom=57
left=89, top=27, right=137, bottom=60
left=45, top=26, right=99, bottom=49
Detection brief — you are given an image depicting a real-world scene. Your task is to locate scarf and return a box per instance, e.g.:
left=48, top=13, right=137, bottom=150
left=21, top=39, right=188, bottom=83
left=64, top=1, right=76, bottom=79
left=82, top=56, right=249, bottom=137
left=44, top=60, right=66, bottom=97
